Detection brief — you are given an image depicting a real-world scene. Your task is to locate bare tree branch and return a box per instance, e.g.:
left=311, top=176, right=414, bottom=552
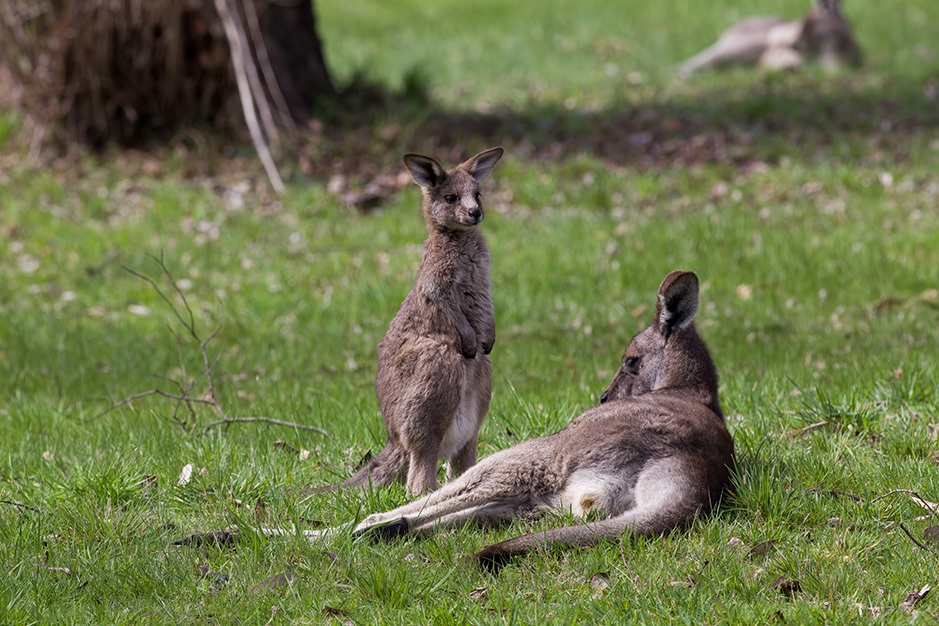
left=92, top=255, right=331, bottom=440
left=241, top=0, right=296, bottom=133
left=213, top=0, right=284, bottom=193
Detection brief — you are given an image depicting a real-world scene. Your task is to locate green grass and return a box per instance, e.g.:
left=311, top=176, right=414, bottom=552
left=2, top=0, right=939, bottom=623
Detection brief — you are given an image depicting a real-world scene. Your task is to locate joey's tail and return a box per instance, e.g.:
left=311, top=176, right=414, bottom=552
left=300, top=443, right=406, bottom=495
left=475, top=507, right=692, bottom=571
left=339, top=442, right=407, bottom=490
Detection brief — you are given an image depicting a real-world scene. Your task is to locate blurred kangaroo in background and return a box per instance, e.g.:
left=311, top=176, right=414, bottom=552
left=331, top=147, right=504, bottom=496
left=268, top=271, right=734, bottom=569
left=679, top=0, right=862, bottom=77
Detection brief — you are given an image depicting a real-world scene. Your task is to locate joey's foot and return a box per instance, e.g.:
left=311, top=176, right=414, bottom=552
left=172, top=528, right=240, bottom=548
left=351, top=517, right=410, bottom=541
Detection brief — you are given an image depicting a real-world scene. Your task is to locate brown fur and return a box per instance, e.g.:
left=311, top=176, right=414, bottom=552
left=334, top=147, right=504, bottom=496
left=679, top=0, right=861, bottom=77
left=335, top=270, right=735, bottom=569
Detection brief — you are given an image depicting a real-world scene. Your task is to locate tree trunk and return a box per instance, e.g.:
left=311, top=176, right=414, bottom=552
left=257, top=0, right=335, bottom=124
left=0, top=0, right=335, bottom=146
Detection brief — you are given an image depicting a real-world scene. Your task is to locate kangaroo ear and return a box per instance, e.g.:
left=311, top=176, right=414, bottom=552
left=816, top=0, right=841, bottom=16
left=403, top=154, right=446, bottom=188
left=654, top=271, right=700, bottom=339
left=464, top=147, right=504, bottom=182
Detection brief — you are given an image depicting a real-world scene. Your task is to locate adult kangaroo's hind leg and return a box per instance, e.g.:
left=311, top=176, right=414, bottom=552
left=475, top=457, right=713, bottom=571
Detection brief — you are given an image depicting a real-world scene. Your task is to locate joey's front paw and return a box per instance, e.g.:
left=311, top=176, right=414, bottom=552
left=459, top=335, right=478, bottom=359
left=481, top=339, right=494, bottom=355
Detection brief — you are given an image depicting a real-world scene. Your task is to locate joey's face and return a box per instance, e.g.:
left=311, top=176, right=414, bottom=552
left=403, top=148, right=502, bottom=232
left=426, top=169, right=484, bottom=230
left=599, top=327, right=666, bottom=404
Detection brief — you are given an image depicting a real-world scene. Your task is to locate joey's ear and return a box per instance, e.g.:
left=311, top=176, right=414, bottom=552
left=654, top=271, right=699, bottom=339
left=464, top=147, right=504, bottom=182
left=403, top=154, right=446, bottom=188
left=816, top=0, right=841, bottom=15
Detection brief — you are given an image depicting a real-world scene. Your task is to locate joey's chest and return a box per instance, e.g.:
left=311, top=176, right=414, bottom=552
left=419, top=247, right=488, bottom=291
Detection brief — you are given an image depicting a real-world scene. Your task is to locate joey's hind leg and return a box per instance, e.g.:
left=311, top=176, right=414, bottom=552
left=378, top=343, right=463, bottom=495
left=446, top=355, right=492, bottom=481
left=406, top=445, right=440, bottom=496
left=447, top=439, right=477, bottom=482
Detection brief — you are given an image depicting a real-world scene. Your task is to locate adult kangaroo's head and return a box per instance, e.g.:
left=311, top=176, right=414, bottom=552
left=600, top=271, right=722, bottom=418
left=795, top=0, right=862, bottom=70
left=403, top=147, right=504, bottom=232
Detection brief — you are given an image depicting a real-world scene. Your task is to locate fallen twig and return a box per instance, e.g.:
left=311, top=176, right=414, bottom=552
left=872, top=489, right=939, bottom=520
left=204, top=417, right=332, bottom=437
left=1, top=499, right=41, bottom=513
left=785, top=420, right=830, bottom=438
left=898, top=523, right=939, bottom=556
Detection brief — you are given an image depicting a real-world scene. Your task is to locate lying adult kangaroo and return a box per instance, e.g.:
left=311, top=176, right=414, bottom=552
left=679, top=0, right=862, bottom=77
left=254, top=270, right=734, bottom=569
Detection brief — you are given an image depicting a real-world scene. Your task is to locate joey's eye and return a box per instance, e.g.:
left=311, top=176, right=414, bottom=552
left=444, top=194, right=457, bottom=203
left=475, top=192, right=481, bottom=202
left=624, top=357, right=640, bottom=371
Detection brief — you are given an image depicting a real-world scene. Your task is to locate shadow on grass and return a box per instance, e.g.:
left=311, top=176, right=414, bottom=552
left=303, top=71, right=938, bottom=183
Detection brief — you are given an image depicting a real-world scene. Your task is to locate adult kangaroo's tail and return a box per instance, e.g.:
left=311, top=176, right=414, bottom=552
left=475, top=501, right=698, bottom=571
left=474, top=518, right=632, bottom=570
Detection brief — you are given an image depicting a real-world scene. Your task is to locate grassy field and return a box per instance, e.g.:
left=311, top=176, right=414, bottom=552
left=2, top=0, right=939, bottom=623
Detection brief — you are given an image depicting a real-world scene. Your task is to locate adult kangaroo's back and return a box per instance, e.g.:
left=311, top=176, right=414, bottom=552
left=337, top=147, right=504, bottom=495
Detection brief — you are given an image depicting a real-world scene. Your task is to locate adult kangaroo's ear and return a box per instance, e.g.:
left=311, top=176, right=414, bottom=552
left=655, top=270, right=700, bottom=340
left=464, top=147, right=504, bottom=182
left=403, top=154, right=446, bottom=188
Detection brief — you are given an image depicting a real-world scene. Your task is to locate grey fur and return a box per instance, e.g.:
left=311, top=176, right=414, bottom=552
left=679, top=0, right=862, bottom=77
left=343, top=270, right=735, bottom=569
left=336, top=147, right=504, bottom=496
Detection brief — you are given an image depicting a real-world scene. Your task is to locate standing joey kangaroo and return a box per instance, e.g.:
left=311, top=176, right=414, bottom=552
left=679, top=0, right=862, bottom=78
left=335, top=147, right=504, bottom=496
left=257, top=271, right=734, bottom=569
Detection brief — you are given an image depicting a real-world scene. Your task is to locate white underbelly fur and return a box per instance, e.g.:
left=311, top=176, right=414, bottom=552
left=438, top=360, right=485, bottom=459
left=556, top=469, right=618, bottom=517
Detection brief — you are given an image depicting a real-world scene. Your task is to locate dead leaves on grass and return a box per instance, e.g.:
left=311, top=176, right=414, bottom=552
left=249, top=571, right=295, bottom=594
left=748, top=539, right=781, bottom=560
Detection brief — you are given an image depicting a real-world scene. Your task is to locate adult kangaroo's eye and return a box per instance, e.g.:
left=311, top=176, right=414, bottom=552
left=444, top=194, right=457, bottom=203
left=625, top=357, right=640, bottom=371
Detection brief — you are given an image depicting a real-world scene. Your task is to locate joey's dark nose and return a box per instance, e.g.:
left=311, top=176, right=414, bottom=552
left=469, top=209, right=482, bottom=223
left=599, top=392, right=608, bottom=404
